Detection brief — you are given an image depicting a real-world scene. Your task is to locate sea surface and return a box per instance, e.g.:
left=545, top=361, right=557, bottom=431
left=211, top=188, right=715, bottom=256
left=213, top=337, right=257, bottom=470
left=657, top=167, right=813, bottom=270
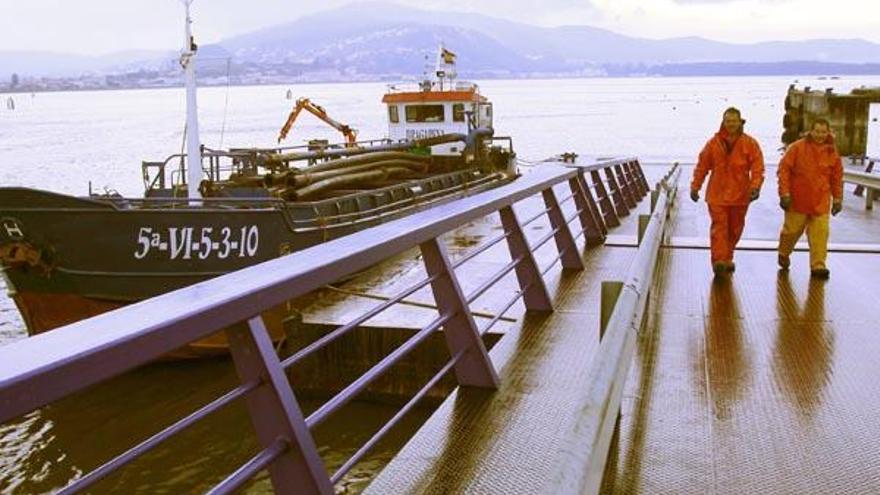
left=1, top=75, right=879, bottom=493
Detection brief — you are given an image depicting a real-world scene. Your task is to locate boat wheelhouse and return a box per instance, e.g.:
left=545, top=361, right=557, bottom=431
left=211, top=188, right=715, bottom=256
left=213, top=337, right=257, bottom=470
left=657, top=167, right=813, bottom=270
left=383, top=46, right=493, bottom=157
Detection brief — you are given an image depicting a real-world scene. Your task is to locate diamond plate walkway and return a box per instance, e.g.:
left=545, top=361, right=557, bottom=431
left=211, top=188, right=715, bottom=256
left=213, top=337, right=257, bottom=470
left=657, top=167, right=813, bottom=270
left=367, top=164, right=880, bottom=494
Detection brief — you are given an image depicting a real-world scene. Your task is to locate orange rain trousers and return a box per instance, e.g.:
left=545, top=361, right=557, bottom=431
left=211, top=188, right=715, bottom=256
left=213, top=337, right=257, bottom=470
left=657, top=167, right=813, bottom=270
left=708, top=204, right=749, bottom=264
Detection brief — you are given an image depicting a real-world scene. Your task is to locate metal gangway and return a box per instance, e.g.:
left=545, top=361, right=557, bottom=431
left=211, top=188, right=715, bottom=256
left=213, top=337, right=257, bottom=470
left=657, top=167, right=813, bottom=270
left=4, top=155, right=880, bottom=494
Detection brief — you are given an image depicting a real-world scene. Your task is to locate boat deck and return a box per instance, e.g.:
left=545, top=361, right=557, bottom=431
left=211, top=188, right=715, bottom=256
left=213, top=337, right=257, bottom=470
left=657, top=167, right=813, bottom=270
left=366, top=163, right=880, bottom=494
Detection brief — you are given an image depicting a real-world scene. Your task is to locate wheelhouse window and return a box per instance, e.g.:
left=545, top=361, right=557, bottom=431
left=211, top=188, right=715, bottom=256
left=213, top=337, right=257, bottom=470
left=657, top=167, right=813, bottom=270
left=388, top=105, right=399, bottom=123
left=453, top=103, right=465, bottom=122
left=405, top=104, right=445, bottom=123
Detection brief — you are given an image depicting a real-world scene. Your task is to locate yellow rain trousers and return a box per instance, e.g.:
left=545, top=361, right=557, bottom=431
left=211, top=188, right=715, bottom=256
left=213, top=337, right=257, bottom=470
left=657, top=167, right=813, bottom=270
left=778, top=211, right=829, bottom=269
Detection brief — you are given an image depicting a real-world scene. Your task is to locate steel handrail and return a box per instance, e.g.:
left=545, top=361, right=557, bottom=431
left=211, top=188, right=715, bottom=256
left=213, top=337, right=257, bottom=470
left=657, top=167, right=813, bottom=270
left=844, top=169, right=880, bottom=190
left=552, top=164, right=680, bottom=495
left=0, top=157, right=650, bottom=494
left=0, top=165, right=568, bottom=416
left=329, top=349, right=464, bottom=484
left=280, top=274, right=441, bottom=370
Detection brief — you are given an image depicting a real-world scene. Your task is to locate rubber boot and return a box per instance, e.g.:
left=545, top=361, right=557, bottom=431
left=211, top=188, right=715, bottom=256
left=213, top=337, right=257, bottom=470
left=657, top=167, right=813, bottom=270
left=778, top=254, right=790, bottom=270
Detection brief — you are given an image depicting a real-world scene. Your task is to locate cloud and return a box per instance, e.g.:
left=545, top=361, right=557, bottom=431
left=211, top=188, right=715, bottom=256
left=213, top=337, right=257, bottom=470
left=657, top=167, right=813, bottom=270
left=1, top=0, right=878, bottom=55
left=671, top=0, right=787, bottom=3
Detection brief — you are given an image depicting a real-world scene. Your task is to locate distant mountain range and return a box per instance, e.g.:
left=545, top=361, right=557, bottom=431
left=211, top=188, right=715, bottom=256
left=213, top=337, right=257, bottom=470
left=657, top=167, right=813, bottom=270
left=3, top=1, right=880, bottom=90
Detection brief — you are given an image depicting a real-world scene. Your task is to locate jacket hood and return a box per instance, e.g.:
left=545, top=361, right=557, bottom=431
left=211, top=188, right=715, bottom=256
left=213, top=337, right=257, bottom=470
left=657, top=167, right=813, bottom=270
left=716, top=120, right=746, bottom=138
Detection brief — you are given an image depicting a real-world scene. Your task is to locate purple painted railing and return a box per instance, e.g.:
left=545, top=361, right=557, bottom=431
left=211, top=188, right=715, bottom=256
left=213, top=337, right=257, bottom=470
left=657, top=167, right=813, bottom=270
left=0, top=157, right=649, bottom=494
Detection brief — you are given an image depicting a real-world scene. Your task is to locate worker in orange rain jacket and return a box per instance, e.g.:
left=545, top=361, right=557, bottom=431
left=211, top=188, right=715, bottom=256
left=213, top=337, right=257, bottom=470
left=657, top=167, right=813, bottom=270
left=690, top=107, right=765, bottom=276
left=777, top=118, right=843, bottom=279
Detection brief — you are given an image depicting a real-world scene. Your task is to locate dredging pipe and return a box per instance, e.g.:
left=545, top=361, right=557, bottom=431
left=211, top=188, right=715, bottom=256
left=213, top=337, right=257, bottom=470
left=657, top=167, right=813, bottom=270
left=267, top=159, right=430, bottom=189
left=287, top=166, right=416, bottom=200
left=262, top=134, right=467, bottom=167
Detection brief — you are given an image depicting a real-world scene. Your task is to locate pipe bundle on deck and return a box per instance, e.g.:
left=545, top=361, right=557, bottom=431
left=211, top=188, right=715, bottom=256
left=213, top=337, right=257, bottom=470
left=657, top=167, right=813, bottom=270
left=260, top=133, right=466, bottom=167
left=207, top=131, right=496, bottom=200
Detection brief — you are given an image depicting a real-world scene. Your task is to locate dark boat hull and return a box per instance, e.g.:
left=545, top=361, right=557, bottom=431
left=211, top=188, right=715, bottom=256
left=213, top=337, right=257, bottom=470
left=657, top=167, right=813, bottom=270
left=0, top=168, right=513, bottom=351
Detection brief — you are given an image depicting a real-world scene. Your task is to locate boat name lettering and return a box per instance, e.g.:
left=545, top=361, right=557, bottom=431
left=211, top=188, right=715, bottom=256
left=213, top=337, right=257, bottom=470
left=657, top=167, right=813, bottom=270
left=1, top=218, right=24, bottom=240
left=406, top=129, right=443, bottom=140
left=134, top=225, right=259, bottom=260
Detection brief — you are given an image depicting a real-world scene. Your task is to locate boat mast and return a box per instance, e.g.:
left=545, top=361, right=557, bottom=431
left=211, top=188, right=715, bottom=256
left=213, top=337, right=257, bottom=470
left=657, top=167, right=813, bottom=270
left=180, top=0, right=202, bottom=201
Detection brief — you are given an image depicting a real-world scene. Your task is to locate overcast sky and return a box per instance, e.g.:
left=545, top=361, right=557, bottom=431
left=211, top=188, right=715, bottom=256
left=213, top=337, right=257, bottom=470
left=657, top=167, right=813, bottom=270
left=1, top=0, right=878, bottom=55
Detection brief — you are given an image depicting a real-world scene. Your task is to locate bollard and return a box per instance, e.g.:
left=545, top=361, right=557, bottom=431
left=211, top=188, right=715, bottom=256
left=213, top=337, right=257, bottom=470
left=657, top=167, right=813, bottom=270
left=600, top=281, right=624, bottom=340
left=637, top=214, right=651, bottom=246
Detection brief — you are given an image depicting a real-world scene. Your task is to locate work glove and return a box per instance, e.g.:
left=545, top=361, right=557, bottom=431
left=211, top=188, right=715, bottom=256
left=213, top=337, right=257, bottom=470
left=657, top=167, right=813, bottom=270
left=831, top=201, right=842, bottom=216
left=690, top=189, right=700, bottom=203
left=749, top=188, right=760, bottom=202
left=779, top=196, right=792, bottom=211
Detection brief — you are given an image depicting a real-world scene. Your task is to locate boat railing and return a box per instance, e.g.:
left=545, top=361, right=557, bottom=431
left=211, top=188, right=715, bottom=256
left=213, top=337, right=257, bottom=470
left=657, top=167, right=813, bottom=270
left=385, top=80, right=480, bottom=94
left=143, top=139, right=397, bottom=193
left=0, top=157, right=651, bottom=494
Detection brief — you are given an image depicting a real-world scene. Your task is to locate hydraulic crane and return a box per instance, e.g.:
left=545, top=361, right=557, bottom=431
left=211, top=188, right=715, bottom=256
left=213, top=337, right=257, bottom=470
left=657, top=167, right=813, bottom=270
left=277, top=97, right=359, bottom=147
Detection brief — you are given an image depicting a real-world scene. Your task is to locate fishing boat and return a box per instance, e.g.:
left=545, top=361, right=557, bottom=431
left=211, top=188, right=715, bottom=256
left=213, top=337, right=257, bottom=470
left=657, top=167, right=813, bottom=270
left=0, top=5, right=517, bottom=356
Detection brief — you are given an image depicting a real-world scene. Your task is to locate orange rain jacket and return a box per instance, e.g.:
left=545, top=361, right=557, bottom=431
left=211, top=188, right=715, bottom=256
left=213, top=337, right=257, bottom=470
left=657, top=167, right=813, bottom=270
left=777, top=136, right=843, bottom=216
left=691, top=127, right=765, bottom=206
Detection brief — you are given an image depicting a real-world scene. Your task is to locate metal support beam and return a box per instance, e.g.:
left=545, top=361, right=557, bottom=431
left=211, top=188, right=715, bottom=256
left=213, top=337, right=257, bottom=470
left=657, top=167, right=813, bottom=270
left=499, top=205, right=554, bottom=312
left=613, top=164, right=638, bottom=210
left=420, top=238, right=500, bottom=388
left=853, top=160, right=874, bottom=197
left=635, top=160, right=650, bottom=196
left=226, top=317, right=333, bottom=495
left=637, top=215, right=651, bottom=246
left=599, top=281, right=623, bottom=340
left=569, top=174, right=606, bottom=245
left=623, top=162, right=644, bottom=199
left=591, top=170, right=621, bottom=228
left=604, top=167, right=631, bottom=217
left=543, top=187, right=584, bottom=270
left=626, top=162, right=642, bottom=200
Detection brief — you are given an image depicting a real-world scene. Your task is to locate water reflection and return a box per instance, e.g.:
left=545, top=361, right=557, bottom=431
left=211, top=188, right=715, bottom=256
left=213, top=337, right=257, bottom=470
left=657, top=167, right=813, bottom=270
left=773, top=276, right=834, bottom=420
left=0, top=359, right=430, bottom=494
left=704, top=279, right=751, bottom=420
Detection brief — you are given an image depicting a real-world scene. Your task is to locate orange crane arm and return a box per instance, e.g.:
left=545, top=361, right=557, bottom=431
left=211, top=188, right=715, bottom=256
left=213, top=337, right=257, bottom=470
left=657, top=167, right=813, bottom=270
left=277, top=97, right=359, bottom=146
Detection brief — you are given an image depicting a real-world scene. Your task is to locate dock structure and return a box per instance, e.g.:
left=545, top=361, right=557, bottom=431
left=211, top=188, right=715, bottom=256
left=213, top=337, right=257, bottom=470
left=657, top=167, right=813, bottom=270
left=2, top=157, right=880, bottom=493
left=782, top=84, right=880, bottom=157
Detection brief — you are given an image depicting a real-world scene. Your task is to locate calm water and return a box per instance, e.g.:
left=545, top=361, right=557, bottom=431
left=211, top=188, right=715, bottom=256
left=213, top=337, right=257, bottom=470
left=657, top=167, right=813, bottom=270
left=2, top=75, right=880, bottom=493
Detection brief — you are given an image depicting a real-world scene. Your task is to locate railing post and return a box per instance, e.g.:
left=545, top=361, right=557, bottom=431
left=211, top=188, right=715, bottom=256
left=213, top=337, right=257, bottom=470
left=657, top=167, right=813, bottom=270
left=626, top=160, right=647, bottom=198
left=499, top=205, right=554, bottom=311
left=630, top=158, right=651, bottom=194
left=226, top=316, right=334, bottom=495
left=854, top=160, right=873, bottom=197
left=604, top=167, right=631, bottom=217
left=420, top=238, right=500, bottom=388
left=542, top=187, right=584, bottom=270
left=570, top=173, right=606, bottom=245
left=599, top=281, right=623, bottom=340
left=613, top=164, right=638, bottom=210
left=621, top=161, right=637, bottom=199
left=590, top=170, right=621, bottom=228
left=637, top=214, right=651, bottom=246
